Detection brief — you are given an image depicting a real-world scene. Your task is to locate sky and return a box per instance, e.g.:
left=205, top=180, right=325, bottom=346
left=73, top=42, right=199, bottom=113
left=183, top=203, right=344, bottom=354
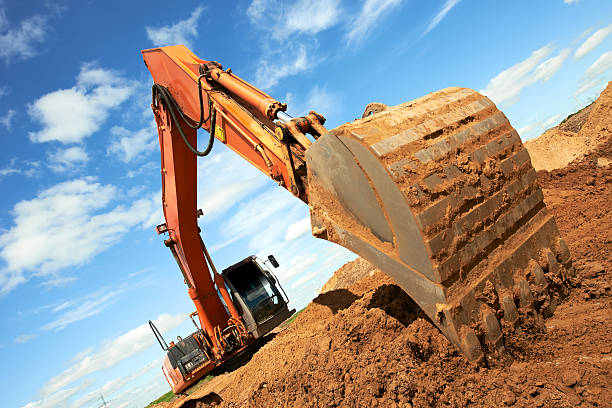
left=0, top=1, right=610, bottom=407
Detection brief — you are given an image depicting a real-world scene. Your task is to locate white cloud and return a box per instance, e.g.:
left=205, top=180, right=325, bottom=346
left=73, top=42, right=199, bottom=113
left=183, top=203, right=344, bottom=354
left=564, top=0, right=583, bottom=4
left=303, top=85, right=342, bottom=119
left=481, top=45, right=570, bottom=106
left=247, top=0, right=341, bottom=40
left=320, top=245, right=356, bottom=272
left=517, top=113, right=563, bottom=141
left=0, top=166, right=19, bottom=177
left=278, top=253, right=319, bottom=283
left=68, top=359, right=160, bottom=408
left=575, top=51, right=612, bottom=95
left=246, top=0, right=267, bottom=22
left=345, top=0, right=402, bottom=46
left=108, top=124, right=157, bottom=162
left=0, top=158, right=20, bottom=178
left=254, top=45, right=310, bottom=90
left=285, top=217, right=311, bottom=241
left=0, top=86, right=8, bottom=98
left=41, top=287, right=127, bottom=332
left=124, top=162, right=157, bottom=180
left=28, top=64, right=133, bottom=144
left=197, top=145, right=270, bottom=221
left=0, top=159, right=41, bottom=179
left=40, top=313, right=184, bottom=397
left=533, top=49, right=570, bottom=81
left=1, top=109, right=15, bottom=129
left=145, top=6, right=204, bottom=48
left=423, top=0, right=461, bottom=36
left=47, top=146, right=89, bottom=173
left=282, top=0, right=340, bottom=38
left=109, top=374, right=170, bottom=408
left=573, top=27, right=594, bottom=45
left=0, top=8, right=50, bottom=63
left=212, top=187, right=303, bottom=253
left=516, top=124, right=537, bottom=140
left=23, top=380, right=94, bottom=408
left=245, top=0, right=342, bottom=89
left=542, top=115, right=563, bottom=129
left=14, top=333, right=37, bottom=344
left=285, top=84, right=341, bottom=117
left=41, top=276, right=78, bottom=288
left=574, top=23, right=612, bottom=59
left=0, top=167, right=19, bottom=177
left=0, top=7, right=6, bottom=30
left=291, top=270, right=319, bottom=289
left=0, top=178, right=160, bottom=295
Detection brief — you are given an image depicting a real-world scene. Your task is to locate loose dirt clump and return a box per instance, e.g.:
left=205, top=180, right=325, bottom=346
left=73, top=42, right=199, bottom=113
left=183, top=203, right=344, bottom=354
left=155, top=91, right=612, bottom=408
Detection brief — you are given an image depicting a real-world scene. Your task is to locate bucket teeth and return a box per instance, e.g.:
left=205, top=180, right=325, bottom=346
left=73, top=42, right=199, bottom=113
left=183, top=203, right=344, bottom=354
left=501, top=294, right=521, bottom=334
left=528, top=259, right=547, bottom=286
left=482, top=309, right=505, bottom=355
left=557, top=238, right=572, bottom=265
left=460, top=327, right=484, bottom=364
left=306, top=87, right=573, bottom=363
left=544, top=248, right=562, bottom=278
left=517, top=280, right=535, bottom=310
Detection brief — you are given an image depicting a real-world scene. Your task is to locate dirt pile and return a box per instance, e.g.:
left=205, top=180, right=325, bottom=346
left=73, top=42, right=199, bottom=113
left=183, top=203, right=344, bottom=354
left=320, top=257, right=376, bottom=293
left=162, top=138, right=611, bottom=407
left=154, top=93, right=612, bottom=408
left=524, top=81, right=611, bottom=171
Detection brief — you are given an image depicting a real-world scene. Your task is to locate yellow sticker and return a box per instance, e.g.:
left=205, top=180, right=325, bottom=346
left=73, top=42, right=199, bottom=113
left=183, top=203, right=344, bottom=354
left=214, top=124, right=226, bottom=142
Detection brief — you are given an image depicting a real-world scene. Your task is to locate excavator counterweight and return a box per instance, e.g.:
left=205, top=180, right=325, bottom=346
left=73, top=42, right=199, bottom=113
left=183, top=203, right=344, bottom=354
left=143, top=45, right=574, bottom=392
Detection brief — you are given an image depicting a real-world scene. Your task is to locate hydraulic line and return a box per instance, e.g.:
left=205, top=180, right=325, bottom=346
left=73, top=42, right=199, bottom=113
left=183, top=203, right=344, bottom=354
left=152, top=81, right=215, bottom=157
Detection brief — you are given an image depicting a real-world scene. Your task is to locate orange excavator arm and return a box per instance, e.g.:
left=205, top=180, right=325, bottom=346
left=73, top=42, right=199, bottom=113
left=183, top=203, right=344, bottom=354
left=142, top=45, right=311, bottom=362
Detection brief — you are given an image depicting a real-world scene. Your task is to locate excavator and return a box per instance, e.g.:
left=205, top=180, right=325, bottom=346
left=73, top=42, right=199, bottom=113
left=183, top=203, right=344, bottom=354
left=143, top=45, right=575, bottom=393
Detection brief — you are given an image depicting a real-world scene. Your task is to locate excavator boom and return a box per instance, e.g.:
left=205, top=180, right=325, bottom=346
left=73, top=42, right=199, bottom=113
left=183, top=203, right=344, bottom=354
left=143, top=45, right=575, bottom=390
left=144, top=46, right=294, bottom=393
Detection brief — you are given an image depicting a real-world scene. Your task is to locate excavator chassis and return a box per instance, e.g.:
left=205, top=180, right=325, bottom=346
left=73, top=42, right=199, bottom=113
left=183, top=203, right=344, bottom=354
left=307, top=87, right=574, bottom=362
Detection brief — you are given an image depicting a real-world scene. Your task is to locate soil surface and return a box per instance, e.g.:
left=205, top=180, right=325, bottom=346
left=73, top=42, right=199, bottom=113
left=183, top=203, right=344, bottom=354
left=154, top=88, right=612, bottom=408
left=524, top=82, right=611, bottom=171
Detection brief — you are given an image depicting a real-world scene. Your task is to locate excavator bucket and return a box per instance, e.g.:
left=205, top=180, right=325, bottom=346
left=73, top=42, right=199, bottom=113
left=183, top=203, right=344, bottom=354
left=306, top=87, right=573, bottom=362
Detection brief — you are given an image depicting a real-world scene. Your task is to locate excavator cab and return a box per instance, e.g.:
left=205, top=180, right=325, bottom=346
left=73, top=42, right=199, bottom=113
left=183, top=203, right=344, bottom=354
left=222, top=255, right=294, bottom=338
left=150, top=254, right=294, bottom=394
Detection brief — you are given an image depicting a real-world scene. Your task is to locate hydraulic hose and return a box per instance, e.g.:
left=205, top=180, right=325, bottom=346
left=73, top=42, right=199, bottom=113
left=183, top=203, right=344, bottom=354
left=152, top=78, right=215, bottom=157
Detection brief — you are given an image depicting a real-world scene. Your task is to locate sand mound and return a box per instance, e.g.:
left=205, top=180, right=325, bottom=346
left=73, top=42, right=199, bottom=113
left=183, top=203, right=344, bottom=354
left=320, top=257, right=377, bottom=293
left=525, top=128, right=588, bottom=171
left=525, top=81, right=611, bottom=171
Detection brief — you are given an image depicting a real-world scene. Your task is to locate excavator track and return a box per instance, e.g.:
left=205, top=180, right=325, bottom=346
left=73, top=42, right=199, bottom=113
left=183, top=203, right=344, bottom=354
left=306, top=87, right=574, bottom=362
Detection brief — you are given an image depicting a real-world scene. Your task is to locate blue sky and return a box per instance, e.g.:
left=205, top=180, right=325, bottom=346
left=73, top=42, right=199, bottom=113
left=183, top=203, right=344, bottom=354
left=0, top=1, right=610, bottom=407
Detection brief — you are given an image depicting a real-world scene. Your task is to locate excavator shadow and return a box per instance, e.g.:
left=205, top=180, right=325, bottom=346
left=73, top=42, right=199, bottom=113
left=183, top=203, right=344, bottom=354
left=313, top=289, right=360, bottom=314
left=367, top=284, right=428, bottom=327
